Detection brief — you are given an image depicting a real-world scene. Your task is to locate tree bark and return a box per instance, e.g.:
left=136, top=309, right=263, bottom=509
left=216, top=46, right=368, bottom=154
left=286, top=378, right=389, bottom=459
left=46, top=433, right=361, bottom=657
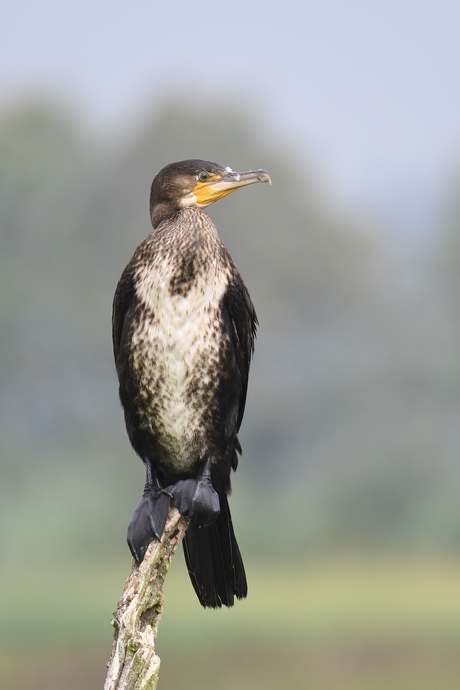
left=104, top=507, right=189, bottom=690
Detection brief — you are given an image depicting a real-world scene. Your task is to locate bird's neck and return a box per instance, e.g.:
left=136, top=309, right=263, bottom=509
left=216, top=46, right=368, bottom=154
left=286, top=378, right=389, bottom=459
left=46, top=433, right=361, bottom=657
left=154, top=207, right=219, bottom=244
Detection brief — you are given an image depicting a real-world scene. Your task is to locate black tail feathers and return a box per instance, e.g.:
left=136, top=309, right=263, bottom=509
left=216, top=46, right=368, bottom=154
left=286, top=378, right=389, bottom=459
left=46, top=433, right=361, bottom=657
left=183, top=494, right=247, bottom=608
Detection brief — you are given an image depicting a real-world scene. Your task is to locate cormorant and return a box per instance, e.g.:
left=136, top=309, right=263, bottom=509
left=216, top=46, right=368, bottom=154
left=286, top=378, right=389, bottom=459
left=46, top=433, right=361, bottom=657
left=112, top=159, right=271, bottom=608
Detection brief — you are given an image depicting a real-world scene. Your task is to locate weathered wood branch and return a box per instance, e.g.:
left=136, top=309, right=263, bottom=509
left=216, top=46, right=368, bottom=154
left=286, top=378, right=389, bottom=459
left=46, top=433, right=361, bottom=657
left=104, top=507, right=189, bottom=690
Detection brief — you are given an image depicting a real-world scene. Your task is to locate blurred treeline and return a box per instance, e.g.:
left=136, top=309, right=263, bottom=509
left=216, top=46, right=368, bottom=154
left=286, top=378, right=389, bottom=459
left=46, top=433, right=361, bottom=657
left=2, top=95, right=460, bottom=565
left=3, top=95, right=460, bottom=690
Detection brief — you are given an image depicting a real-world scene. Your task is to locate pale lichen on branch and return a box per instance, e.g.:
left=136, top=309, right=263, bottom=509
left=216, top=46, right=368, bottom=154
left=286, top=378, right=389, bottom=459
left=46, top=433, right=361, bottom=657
left=104, top=507, right=189, bottom=690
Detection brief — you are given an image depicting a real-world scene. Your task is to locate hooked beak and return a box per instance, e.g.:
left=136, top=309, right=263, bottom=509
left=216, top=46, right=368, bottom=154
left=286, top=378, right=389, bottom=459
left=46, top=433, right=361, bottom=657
left=194, top=167, right=272, bottom=207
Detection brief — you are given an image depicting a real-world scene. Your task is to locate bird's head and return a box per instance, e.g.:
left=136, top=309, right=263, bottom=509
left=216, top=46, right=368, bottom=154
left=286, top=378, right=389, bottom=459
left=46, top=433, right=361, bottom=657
left=149, top=159, right=271, bottom=228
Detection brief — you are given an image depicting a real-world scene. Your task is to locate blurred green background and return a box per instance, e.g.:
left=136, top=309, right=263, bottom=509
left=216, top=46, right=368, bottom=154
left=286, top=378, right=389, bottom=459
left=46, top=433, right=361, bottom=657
left=3, top=2, right=460, bottom=689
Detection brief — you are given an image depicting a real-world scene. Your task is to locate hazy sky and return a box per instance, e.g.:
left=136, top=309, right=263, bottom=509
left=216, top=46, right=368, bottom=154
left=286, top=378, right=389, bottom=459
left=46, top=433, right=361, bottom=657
left=3, top=0, right=460, bottom=210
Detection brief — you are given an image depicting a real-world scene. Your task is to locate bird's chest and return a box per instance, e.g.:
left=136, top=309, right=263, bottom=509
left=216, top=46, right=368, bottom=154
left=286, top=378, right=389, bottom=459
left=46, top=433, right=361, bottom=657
left=134, top=260, right=227, bottom=370
left=130, top=261, right=230, bottom=466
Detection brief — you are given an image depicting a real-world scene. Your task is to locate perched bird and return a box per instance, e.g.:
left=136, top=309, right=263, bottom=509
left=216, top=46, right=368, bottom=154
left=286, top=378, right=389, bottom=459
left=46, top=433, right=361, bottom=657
left=112, top=159, right=271, bottom=607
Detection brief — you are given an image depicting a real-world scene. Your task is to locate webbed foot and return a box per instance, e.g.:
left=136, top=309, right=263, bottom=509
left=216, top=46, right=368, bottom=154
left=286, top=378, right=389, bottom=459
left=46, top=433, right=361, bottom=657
left=127, top=461, right=171, bottom=563
left=169, top=457, right=220, bottom=526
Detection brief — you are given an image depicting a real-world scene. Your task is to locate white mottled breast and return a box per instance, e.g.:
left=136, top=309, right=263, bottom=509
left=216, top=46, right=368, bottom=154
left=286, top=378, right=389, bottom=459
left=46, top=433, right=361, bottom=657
left=130, top=255, right=231, bottom=471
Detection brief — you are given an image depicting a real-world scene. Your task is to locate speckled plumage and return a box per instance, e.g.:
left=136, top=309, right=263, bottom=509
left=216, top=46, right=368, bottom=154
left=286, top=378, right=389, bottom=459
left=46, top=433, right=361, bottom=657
left=112, top=159, right=267, bottom=608
left=113, top=206, right=256, bottom=488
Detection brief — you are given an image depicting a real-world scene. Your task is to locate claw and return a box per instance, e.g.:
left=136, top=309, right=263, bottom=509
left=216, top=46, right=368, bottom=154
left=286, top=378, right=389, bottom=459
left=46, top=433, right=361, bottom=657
left=127, top=461, right=171, bottom=563
left=168, top=458, right=220, bottom=526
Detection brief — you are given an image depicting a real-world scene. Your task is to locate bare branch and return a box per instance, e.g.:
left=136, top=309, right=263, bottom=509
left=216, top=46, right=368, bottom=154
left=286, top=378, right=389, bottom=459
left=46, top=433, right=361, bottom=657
left=104, top=507, right=189, bottom=690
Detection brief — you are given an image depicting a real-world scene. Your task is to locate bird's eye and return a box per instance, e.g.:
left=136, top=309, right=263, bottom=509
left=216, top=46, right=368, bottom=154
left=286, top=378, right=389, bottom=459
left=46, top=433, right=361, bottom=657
left=198, top=171, right=209, bottom=182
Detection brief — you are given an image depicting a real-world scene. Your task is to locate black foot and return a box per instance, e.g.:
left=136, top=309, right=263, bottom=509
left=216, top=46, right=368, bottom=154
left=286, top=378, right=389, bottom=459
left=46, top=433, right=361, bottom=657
left=127, top=461, right=171, bottom=563
left=169, top=457, right=220, bottom=527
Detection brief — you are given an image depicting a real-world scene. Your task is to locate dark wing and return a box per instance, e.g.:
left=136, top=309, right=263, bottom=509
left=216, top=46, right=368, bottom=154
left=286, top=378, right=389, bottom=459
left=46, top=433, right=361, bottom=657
left=224, top=275, right=258, bottom=433
left=112, top=263, right=136, bottom=366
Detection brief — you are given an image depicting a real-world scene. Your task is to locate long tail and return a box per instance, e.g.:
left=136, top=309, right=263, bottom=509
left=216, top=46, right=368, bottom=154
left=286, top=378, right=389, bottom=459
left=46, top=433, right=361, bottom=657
left=182, top=494, right=247, bottom=608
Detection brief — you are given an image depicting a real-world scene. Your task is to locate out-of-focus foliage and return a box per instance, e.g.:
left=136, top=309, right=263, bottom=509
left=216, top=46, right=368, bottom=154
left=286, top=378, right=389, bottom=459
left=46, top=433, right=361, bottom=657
left=1, top=96, right=460, bottom=566
left=3, top=556, right=460, bottom=690
left=436, top=169, right=460, bottom=307
left=2, top=94, right=460, bottom=690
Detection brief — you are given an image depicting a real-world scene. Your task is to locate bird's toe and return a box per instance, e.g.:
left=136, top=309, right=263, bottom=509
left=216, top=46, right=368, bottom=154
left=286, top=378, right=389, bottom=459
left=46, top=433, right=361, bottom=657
left=127, top=490, right=171, bottom=562
left=169, top=477, right=220, bottom=526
